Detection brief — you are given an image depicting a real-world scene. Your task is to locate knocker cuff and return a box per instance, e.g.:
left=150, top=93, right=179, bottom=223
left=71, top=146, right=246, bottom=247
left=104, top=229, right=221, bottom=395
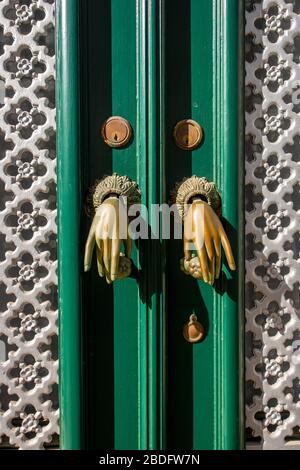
left=171, top=175, right=221, bottom=219
left=86, top=173, right=141, bottom=216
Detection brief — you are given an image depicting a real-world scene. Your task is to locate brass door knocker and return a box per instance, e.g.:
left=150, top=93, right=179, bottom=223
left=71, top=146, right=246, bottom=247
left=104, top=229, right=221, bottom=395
left=172, top=176, right=236, bottom=285
left=84, top=173, right=141, bottom=284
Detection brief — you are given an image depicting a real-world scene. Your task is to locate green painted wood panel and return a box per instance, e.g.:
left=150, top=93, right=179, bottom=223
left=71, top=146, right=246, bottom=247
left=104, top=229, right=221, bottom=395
left=57, top=0, right=243, bottom=450
left=111, top=0, right=140, bottom=450
left=80, top=0, right=165, bottom=450
left=81, top=0, right=139, bottom=450
left=165, top=0, right=244, bottom=450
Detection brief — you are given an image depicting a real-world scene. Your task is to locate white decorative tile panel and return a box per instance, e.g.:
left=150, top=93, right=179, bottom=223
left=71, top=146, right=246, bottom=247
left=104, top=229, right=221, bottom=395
left=0, top=0, right=58, bottom=450
left=246, top=0, right=300, bottom=450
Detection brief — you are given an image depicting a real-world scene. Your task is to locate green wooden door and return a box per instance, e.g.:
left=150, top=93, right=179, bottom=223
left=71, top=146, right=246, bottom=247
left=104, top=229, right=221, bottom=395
left=57, top=0, right=244, bottom=450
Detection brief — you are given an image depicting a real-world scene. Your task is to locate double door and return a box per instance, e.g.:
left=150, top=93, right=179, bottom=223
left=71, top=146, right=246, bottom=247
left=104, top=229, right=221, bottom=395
left=57, top=0, right=244, bottom=450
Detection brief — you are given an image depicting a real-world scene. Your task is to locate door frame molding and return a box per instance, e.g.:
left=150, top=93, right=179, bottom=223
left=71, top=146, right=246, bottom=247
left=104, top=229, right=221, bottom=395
left=212, top=0, right=245, bottom=449
left=56, top=0, right=82, bottom=450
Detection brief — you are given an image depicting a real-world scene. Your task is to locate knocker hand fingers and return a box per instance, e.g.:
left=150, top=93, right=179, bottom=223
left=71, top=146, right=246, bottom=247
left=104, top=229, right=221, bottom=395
left=124, top=235, right=132, bottom=259
left=184, top=237, right=193, bottom=261
left=219, top=225, right=236, bottom=271
left=103, top=238, right=112, bottom=283
left=111, top=238, right=121, bottom=282
left=96, top=244, right=105, bottom=278
left=208, top=255, right=215, bottom=286
left=195, top=240, right=210, bottom=284
left=204, top=229, right=215, bottom=262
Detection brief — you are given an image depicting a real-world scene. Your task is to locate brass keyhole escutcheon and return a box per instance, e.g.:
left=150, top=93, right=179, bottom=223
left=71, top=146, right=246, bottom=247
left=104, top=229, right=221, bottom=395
left=173, top=119, right=203, bottom=151
left=183, top=314, right=205, bottom=344
left=101, top=116, right=133, bottom=148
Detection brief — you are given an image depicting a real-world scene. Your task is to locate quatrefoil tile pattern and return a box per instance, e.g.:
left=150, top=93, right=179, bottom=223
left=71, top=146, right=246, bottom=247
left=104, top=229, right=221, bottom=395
left=0, top=0, right=58, bottom=450
left=246, top=0, right=300, bottom=450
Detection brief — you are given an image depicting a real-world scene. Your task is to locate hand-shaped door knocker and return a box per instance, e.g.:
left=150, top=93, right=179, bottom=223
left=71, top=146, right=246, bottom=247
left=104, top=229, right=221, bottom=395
left=84, top=174, right=141, bottom=284
left=172, top=176, right=236, bottom=285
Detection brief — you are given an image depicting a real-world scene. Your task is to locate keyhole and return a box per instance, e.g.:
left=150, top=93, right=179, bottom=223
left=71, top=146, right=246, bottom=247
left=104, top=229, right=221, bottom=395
left=101, top=117, right=133, bottom=148
left=184, top=135, right=189, bottom=145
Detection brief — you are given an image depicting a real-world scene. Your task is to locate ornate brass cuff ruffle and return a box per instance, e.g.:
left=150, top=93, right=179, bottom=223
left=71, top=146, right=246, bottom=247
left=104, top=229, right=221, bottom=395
left=86, top=173, right=141, bottom=216
left=171, top=175, right=221, bottom=219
